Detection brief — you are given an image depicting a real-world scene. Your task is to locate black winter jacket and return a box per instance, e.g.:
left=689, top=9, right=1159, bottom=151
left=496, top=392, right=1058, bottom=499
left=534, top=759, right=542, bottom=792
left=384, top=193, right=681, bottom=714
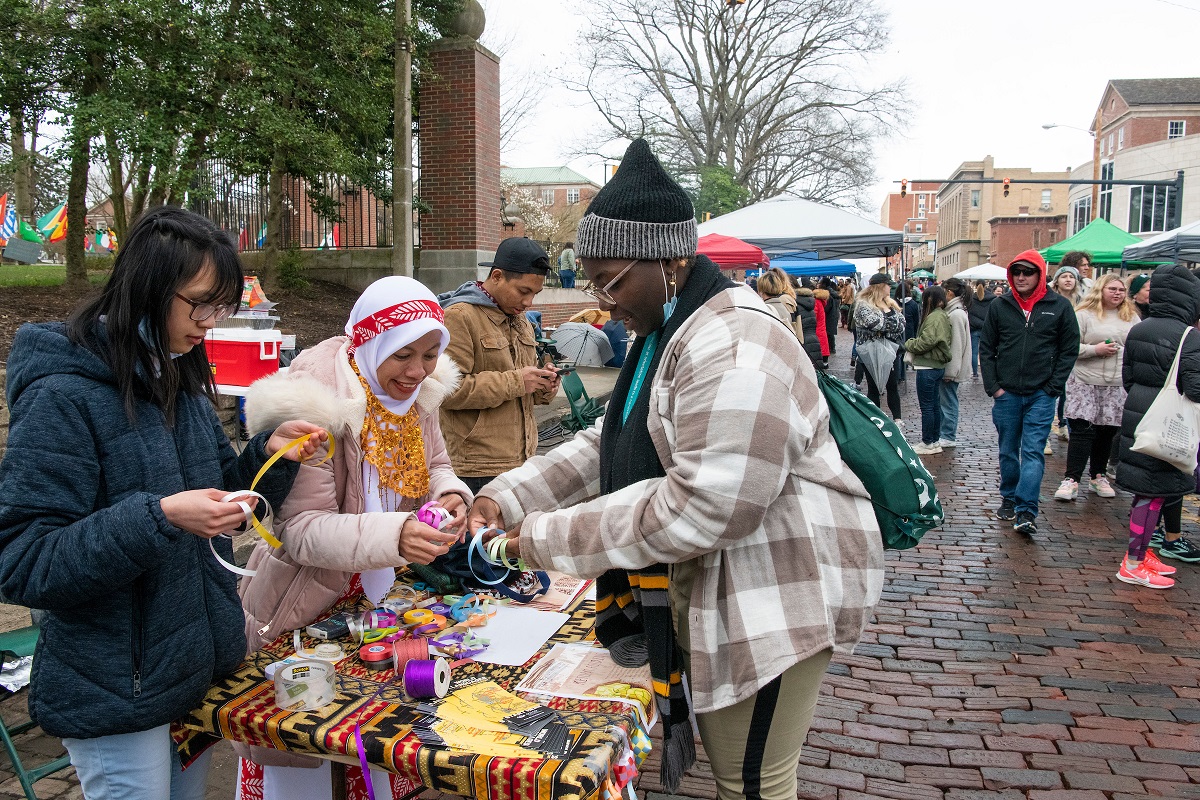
left=1116, top=264, right=1200, bottom=497
left=0, top=322, right=299, bottom=739
left=967, top=294, right=995, bottom=332
left=824, top=293, right=840, bottom=350
left=793, top=291, right=824, bottom=368
left=979, top=290, right=1080, bottom=397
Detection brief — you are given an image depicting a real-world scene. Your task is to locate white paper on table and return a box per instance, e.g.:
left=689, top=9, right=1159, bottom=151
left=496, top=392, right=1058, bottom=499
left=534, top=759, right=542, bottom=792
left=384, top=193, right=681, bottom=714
left=470, top=605, right=570, bottom=667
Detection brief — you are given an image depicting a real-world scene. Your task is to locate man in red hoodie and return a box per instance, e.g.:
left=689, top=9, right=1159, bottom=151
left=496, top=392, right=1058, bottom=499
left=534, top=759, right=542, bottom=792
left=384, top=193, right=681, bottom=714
left=979, top=250, right=1080, bottom=536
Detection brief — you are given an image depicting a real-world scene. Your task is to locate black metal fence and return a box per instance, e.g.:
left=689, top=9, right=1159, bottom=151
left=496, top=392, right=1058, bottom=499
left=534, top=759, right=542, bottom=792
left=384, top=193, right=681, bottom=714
left=188, top=160, right=392, bottom=251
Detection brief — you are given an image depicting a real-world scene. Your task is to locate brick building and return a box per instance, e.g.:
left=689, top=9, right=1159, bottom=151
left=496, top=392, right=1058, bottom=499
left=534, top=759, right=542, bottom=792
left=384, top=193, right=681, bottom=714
left=1064, top=78, right=1200, bottom=238
left=936, top=156, right=1070, bottom=279
left=500, top=166, right=600, bottom=247
left=879, top=181, right=940, bottom=277
left=989, top=214, right=1069, bottom=268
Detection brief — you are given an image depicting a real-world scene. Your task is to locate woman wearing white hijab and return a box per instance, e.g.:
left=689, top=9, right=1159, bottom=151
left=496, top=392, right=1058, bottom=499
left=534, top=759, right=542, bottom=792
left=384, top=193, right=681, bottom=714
left=237, top=276, right=471, bottom=799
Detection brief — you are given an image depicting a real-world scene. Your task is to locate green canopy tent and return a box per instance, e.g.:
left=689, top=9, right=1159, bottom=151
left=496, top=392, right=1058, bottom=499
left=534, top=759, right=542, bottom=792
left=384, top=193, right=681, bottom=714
left=1040, top=218, right=1162, bottom=267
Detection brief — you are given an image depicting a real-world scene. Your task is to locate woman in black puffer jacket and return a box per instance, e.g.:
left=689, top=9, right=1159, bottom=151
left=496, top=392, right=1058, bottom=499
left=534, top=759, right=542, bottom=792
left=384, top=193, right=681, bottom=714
left=1115, top=263, right=1200, bottom=588
left=793, top=285, right=825, bottom=369
left=967, top=282, right=997, bottom=378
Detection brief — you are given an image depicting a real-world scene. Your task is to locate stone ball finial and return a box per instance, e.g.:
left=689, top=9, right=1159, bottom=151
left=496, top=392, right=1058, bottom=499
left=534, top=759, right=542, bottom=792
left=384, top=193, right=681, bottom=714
left=449, top=0, right=486, bottom=40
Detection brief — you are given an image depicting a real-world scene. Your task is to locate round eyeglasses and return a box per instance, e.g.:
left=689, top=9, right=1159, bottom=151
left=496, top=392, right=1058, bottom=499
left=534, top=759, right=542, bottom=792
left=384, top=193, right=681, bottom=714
left=175, top=293, right=239, bottom=322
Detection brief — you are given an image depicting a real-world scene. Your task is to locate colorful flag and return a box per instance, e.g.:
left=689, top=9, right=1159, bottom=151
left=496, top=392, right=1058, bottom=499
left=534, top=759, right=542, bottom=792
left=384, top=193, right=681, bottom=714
left=237, top=221, right=250, bottom=252
left=18, top=219, right=41, bottom=243
left=255, top=222, right=267, bottom=249
left=318, top=224, right=340, bottom=250
left=0, top=206, right=16, bottom=245
left=37, top=202, right=67, bottom=243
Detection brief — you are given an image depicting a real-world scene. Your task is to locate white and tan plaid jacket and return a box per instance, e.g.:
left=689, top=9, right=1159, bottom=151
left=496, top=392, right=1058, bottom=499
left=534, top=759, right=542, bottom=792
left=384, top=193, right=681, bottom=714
left=481, top=288, right=885, bottom=713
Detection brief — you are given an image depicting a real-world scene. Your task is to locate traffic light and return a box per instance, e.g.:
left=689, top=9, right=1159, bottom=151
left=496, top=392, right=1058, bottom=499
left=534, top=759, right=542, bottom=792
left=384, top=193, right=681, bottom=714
left=703, top=212, right=712, bottom=222
left=899, top=179, right=907, bottom=198
left=726, top=0, right=746, bottom=6
left=1003, top=178, right=1010, bottom=197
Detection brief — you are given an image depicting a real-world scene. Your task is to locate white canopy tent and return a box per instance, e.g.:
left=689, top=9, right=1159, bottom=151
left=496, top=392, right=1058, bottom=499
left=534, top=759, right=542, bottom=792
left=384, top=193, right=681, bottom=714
left=953, top=264, right=1008, bottom=281
left=1122, top=220, right=1200, bottom=263
left=697, top=196, right=903, bottom=259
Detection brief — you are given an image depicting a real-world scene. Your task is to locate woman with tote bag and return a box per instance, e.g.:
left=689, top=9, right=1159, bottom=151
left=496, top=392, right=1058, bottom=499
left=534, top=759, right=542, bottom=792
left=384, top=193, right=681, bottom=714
left=1115, top=264, right=1200, bottom=588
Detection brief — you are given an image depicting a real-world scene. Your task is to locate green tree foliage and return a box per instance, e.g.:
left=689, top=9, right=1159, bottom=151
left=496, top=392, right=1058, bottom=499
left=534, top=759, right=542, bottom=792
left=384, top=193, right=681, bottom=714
left=690, top=165, right=750, bottom=221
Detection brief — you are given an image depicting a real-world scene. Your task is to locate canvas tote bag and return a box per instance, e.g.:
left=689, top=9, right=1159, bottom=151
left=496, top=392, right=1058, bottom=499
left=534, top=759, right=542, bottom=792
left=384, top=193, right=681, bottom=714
left=1131, top=329, right=1200, bottom=473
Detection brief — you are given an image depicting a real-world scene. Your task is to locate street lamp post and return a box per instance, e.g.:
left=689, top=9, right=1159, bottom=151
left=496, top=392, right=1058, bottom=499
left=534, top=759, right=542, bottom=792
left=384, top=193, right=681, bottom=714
left=1043, top=108, right=1103, bottom=222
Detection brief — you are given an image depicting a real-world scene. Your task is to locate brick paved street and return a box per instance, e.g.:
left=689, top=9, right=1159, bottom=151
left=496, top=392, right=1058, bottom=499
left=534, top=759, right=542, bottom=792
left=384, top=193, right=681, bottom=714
left=2, top=329, right=1199, bottom=799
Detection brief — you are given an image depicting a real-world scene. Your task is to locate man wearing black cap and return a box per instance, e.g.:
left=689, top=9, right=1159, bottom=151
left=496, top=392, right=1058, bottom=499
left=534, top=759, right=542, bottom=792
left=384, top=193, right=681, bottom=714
left=437, top=237, right=561, bottom=493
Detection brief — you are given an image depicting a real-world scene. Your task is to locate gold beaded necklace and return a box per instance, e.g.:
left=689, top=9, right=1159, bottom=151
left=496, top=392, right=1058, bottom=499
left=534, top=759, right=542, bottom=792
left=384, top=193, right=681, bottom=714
left=352, top=360, right=429, bottom=510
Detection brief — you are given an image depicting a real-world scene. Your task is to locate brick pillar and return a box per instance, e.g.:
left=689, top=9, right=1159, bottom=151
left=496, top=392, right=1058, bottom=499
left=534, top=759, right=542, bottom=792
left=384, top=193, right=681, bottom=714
left=418, top=36, right=501, bottom=294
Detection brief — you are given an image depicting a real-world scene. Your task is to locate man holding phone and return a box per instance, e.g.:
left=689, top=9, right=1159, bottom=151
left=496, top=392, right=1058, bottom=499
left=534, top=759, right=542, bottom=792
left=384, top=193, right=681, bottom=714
left=438, top=237, right=561, bottom=494
left=980, top=250, right=1080, bottom=536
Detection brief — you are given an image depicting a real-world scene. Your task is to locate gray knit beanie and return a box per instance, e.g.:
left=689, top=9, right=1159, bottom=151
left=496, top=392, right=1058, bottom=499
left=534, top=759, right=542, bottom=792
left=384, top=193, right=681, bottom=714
left=575, top=139, right=698, bottom=260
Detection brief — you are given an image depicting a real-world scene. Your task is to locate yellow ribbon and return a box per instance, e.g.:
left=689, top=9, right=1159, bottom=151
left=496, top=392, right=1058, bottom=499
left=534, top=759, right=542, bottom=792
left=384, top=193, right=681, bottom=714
left=239, top=432, right=335, bottom=549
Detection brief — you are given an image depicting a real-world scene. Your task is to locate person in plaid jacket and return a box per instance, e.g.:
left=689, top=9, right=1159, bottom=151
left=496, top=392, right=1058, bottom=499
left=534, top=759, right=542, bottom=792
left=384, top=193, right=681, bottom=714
left=471, top=139, right=884, bottom=800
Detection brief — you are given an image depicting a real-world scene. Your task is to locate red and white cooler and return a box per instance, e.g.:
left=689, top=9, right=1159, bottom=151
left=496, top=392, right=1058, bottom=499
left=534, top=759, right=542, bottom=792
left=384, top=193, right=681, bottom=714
left=204, top=328, right=283, bottom=388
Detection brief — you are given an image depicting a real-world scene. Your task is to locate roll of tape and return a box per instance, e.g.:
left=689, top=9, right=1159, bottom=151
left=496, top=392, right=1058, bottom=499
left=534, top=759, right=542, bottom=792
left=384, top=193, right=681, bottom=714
left=292, top=630, right=346, bottom=663
left=274, top=660, right=337, bottom=711
left=403, top=608, right=436, bottom=626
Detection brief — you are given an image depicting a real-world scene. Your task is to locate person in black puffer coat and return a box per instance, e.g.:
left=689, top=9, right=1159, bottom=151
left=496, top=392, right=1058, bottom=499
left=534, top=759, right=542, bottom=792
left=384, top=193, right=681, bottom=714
left=1115, top=263, right=1200, bottom=587
left=793, top=285, right=825, bottom=369
left=967, top=282, right=997, bottom=378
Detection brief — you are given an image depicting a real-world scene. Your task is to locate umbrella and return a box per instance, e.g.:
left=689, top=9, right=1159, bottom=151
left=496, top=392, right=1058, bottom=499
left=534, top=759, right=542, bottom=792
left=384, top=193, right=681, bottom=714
left=910, top=269, right=935, bottom=279
left=857, top=337, right=898, bottom=393
left=953, top=263, right=1007, bottom=281
left=548, top=322, right=615, bottom=367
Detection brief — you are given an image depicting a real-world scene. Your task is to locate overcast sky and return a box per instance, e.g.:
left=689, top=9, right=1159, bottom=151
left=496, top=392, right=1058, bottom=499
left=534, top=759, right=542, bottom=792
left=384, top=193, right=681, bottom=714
left=484, top=0, right=1200, bottom=216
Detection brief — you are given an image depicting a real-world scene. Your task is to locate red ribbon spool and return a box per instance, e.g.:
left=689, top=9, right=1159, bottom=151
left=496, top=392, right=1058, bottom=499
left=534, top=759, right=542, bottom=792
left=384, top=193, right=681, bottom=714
left=358, top=642, right=394, bottom=672
left=392, top=636, right=430, bottom=673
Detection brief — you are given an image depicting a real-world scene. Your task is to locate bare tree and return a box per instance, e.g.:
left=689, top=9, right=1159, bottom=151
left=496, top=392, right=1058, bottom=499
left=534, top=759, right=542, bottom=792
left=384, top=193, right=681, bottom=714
left=571, top=0, right=904, bottom=207
left=480, top=10, right=552, bottom=156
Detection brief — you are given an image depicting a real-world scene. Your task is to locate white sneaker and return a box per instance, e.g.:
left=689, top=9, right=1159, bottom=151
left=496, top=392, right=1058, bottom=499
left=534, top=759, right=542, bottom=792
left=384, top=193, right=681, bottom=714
left=1054, top=478, right=1079, bottom=501
left=1058, top=424, right=1070, bottom=441
left=937, top=439, right=957, bottom=448
left=1089, top=475, right=1116, bottom=498
left=912, top=442, right=943, bottom=455
left=1044, top=439, right=1054, bottom=455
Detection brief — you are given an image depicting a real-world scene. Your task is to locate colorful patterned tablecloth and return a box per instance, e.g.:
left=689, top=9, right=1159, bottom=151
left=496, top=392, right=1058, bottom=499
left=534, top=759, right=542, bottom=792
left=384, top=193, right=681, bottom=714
left=178, top=592, right=636, bottom=800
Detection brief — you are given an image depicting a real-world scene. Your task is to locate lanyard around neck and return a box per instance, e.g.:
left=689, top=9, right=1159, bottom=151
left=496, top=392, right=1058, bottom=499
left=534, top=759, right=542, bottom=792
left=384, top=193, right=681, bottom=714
left=622, top=330, right=661, bottom=425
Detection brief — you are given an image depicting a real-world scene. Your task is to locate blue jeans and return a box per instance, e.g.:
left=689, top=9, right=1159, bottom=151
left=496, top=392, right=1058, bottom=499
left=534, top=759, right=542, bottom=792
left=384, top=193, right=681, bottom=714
left=63, top=723, right=212, bottom=800
left=939, top=380, right=960, bottom=442
left=970, top=330, right=981, bottom=377
left=992, top=390, right=1056, bottom=515
left=915, top=368, right=945, bottom=445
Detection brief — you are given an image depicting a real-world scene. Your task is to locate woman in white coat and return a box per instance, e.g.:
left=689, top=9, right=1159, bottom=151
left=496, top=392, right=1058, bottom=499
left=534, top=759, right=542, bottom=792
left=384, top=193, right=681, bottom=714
left=938, top=278, right=973, bottom=447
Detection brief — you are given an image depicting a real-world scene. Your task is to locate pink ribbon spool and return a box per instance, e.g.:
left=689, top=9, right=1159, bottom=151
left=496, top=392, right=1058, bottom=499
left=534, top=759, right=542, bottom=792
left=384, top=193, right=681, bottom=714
left=392, top=636, right=430, bottom=674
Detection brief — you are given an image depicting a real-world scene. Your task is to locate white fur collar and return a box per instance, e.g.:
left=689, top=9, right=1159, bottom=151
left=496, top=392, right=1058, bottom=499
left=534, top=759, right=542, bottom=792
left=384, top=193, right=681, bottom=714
left=244, top=340, right=460, bottom=437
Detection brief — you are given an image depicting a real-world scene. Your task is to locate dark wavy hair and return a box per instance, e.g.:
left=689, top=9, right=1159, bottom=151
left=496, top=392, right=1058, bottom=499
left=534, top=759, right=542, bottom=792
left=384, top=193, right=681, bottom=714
left=68, top=206, right=242, bottom=423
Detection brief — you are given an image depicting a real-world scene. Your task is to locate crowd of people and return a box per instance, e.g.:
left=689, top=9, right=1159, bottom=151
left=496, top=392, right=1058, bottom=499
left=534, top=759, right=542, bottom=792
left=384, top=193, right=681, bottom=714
left=2, top=134, right=1198, bottom=800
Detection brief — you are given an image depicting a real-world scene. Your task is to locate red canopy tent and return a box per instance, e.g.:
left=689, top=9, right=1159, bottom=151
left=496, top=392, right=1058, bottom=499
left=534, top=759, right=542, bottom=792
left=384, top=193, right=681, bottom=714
left=697, top=233, right=769, bottom=270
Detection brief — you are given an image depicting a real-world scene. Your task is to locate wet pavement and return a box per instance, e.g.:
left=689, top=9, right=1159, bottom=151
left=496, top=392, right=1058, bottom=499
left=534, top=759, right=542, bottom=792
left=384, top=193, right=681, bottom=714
left=3, top=329, right=1199, bottom=799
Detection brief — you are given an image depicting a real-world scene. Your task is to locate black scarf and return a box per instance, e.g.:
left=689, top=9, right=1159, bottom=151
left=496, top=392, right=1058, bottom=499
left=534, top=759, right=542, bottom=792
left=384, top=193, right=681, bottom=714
left=594, top=255, right=733, bottom=793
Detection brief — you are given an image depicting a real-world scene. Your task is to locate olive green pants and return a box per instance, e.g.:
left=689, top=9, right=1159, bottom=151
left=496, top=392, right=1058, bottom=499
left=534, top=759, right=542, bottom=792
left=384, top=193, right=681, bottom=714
left=672, top=562, right=832, bottom=800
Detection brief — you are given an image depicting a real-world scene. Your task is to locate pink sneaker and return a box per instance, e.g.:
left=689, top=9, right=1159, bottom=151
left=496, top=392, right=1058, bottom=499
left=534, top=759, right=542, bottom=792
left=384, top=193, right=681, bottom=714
left=1117, top=558, right=1174, bottom=588
left=1141, top=550, right=1177, bottom=576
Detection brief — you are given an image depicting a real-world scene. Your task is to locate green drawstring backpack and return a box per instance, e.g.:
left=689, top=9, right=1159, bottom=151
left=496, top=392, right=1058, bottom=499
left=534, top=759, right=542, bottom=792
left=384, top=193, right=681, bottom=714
left=817, top=371, right=943, bottom=549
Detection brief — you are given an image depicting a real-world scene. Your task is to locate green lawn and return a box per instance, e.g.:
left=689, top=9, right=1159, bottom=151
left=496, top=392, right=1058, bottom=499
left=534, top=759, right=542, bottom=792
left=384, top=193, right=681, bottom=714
left=0, top=263, right=109, bottom=287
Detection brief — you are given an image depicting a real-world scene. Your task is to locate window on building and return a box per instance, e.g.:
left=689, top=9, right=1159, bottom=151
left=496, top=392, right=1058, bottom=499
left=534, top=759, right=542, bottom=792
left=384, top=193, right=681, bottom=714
left=970, top=189, right=980, bottom=209
left=915, top=223, right=923, bottom=232
left=1169, top=120, right=1186, bottom=139
left=918, top=195, right=926, bottom=218
left=934, top=197, right=940, bottom=213
left=1041, top=189, right=1052, bottom=208
left=1099, top=162, right=1114, bottom=222
left=567, top=188, right=581, bottom=204
left=1108, top=133, right=1114, bottom=154
left=1049, top=229, right=1059, bottom=244
left=1118, top=127, right=1125, bottom=150
left=1070, top=196, right=1092, bottom=235
left=541, top=189, right=555, bottom=206
left=1033, top=229, right=1042, bottom=248
left=1128, top=184, right=1179, bottom=234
